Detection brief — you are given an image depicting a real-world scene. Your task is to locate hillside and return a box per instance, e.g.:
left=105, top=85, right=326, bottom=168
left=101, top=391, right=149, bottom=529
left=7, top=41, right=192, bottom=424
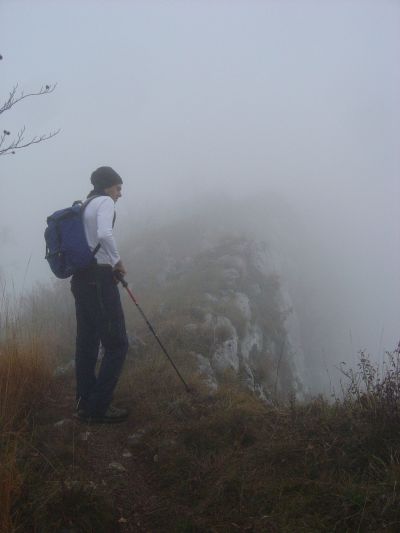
left=2, top=342, right=400, bottom=531
left=121, top=215, right=307, bottom=401
left=1, top=218, right=400, bottom=531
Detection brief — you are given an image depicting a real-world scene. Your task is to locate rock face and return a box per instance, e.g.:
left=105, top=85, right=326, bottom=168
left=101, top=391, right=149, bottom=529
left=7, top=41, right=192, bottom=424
left=124, top=232, right=307, bottom=400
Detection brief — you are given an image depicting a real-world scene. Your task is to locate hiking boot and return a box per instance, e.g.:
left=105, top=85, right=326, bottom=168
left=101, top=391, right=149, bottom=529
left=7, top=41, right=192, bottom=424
left=77, top=405, right=129, bottom=424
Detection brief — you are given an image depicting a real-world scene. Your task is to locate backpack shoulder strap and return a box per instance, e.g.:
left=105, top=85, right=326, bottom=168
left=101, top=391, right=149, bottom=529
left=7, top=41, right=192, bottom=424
left=82, top=194, right=101, bottom=210
left=80, top=195, right=103, bottom=257
left=83, top=195, right=116, bottom=227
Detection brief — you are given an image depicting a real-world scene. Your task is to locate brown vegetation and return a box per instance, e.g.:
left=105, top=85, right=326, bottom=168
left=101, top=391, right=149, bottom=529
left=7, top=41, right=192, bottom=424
left=117, top=348, right=400, bottom=531
left=0, top=332, right=53, bottom=531
left=1, top=280, right=400, bottom=531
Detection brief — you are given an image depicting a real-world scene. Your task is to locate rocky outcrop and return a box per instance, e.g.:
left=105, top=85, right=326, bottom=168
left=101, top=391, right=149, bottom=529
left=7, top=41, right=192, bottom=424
left=124, top=232, right=307, bottom=400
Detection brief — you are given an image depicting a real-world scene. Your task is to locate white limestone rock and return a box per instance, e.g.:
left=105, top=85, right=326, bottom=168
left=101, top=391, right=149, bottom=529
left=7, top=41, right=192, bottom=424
left=54, top=419, right=72, bottom=428
left=193, top=352, right=218, bottom=391
left=233, top=292, right=252, bottom=322
left=212, top=337, right=239, bottom=373
left=241, top=324, right=263, bottom=361
left=109, top=462, right=126, bottom=473
left=128, top=429, right=147, bottom=445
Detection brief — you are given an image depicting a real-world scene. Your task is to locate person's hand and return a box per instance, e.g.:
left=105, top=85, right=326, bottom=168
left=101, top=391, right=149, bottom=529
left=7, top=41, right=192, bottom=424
left=113, top=260, right=127, bottom=277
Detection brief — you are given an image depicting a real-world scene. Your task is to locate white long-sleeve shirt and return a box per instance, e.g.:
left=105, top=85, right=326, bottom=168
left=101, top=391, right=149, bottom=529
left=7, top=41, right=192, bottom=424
left=83, top=196, right=121, bottom=267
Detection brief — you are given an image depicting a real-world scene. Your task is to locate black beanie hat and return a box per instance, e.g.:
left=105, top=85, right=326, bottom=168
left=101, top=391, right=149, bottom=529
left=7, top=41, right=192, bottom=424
left=90, top=166, right=123, bottom=191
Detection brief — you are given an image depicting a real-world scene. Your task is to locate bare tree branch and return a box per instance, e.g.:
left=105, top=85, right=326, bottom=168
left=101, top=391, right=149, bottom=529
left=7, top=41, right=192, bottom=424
left=0, top=83, right=57, bottom=116
left=0, top=54, right=60, bottom=157
left=0, top=126, right=60, bottom=156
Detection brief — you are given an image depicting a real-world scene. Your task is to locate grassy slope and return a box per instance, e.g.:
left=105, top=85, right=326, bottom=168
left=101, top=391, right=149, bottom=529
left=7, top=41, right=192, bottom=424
left=3, top=344, right=400, bottom=532
left=2, top=266, right=399, bottom=531
left=118, top=350, right=400, bottom=532
left=0, top=335, right=53, bottom=532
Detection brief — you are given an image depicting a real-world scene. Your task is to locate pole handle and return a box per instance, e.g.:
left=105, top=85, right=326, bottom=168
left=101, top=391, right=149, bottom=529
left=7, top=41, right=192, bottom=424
left=114, top=269, right=128, bottom=288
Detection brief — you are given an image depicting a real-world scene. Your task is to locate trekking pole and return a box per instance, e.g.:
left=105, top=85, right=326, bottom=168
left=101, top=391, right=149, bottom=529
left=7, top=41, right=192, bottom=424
left=114, top=271, right=191, bottom=394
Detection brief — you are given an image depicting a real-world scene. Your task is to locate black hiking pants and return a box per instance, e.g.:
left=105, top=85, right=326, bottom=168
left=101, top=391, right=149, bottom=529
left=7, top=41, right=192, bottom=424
left=71, top=265, right=129, bottom=416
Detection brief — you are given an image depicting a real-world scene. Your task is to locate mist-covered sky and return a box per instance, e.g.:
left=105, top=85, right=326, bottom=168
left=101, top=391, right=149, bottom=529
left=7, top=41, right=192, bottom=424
left=1, top=1, right=399, bottom=371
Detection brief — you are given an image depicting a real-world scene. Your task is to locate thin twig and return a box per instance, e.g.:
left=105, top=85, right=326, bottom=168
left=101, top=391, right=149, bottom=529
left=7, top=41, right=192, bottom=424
left=0, top=83, right=57, bottom=115
left=0, top=127, right=60, bottom=156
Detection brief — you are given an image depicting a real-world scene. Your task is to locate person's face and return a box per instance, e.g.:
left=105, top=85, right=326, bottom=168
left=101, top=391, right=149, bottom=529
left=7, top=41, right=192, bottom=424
left=104, top=184, right=122, bottom=202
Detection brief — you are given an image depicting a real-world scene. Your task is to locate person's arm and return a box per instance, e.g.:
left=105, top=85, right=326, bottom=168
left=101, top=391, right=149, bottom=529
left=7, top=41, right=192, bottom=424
left=96, top=197, right=123, bottom=269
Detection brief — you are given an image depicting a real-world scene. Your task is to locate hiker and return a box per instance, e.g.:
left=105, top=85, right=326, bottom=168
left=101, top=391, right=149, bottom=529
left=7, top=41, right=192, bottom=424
left=71, top=166, right=129, bottom=423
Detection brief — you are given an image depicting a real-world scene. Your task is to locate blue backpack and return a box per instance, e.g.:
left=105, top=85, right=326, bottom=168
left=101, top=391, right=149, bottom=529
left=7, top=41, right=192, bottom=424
left=44, top=197, right=101, bottom=279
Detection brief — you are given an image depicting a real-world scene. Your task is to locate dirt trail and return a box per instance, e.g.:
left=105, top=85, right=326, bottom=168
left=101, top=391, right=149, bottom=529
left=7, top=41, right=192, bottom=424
left=36, top=378, right=170, bottom=533
left=73, top=420, right=163, bottom=532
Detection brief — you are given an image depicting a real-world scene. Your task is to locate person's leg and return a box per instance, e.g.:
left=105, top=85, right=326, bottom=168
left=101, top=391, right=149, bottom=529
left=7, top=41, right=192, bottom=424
left=86, top=268, right=129, bottom=416
left=71, top=277, right=101, bottom=411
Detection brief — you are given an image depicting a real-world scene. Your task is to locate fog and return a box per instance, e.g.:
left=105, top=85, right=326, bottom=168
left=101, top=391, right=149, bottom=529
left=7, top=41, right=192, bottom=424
left=1, top=1, right=399, bottom=388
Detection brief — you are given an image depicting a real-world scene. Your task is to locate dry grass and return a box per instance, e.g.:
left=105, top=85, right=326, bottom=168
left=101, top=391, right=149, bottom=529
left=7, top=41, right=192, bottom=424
left=2, top=271, right=400, bottom=531
left=0, top=326, right=116, bottom=532
left=0, top=297, right=54, bottom=532
left=116, top=348, right=400, bottom=532
left=2, top=323, right=400, bottom=531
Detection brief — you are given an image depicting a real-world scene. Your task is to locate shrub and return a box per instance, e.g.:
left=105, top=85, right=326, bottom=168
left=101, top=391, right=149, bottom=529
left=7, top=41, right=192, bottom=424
left=340, top=348, right=400, bottom=425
